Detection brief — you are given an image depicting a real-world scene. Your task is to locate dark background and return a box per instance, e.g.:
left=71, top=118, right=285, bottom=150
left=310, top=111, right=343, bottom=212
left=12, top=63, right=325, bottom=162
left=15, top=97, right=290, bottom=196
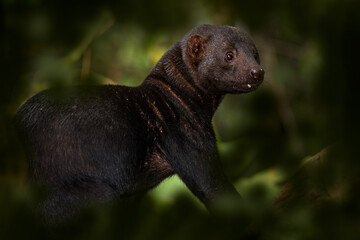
left=1, top=0, right=360, bottom=239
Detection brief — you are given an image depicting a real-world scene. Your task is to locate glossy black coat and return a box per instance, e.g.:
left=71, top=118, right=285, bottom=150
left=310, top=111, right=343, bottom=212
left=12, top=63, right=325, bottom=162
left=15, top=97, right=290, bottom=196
left=15, top=24, right=264, bottom=222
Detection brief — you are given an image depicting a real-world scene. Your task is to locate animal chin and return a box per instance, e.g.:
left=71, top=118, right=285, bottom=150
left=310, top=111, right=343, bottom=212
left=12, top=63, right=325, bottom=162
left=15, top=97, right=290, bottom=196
left=246, top=82, right=260, bottom=89
left=229, top=76, right=263, bottom=93
left=244, top=77, right=264, bottom=90
left=234, top=81, right=261, bottom=93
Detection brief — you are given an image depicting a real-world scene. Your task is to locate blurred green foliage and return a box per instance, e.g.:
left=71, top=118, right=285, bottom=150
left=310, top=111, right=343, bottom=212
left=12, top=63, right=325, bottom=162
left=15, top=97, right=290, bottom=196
left=1, top=0, right=360, bottom=239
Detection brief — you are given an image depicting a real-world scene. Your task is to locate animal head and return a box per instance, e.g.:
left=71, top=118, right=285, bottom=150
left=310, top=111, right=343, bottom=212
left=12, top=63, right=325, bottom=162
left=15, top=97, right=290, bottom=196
left=183, top=24, right=264, bottom=94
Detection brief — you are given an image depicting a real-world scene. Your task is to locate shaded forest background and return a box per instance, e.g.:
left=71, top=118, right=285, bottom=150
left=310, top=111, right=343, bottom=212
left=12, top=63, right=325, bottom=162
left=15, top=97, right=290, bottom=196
left=1, top=0, right=360, bottom=239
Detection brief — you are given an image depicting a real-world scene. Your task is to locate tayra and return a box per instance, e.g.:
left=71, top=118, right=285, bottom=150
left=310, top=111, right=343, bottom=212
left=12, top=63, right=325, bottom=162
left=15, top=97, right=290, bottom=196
left=15, top=24, right=264, bottom=223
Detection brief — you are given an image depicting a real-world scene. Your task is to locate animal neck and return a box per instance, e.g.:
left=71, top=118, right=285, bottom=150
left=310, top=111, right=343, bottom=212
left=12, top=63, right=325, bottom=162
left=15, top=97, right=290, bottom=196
left=143, top=42, right=224, bottom=118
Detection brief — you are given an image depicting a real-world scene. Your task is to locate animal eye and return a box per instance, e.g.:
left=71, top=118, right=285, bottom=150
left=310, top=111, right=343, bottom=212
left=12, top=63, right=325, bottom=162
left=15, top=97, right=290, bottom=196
left=225, top=52, right=234, bottom=62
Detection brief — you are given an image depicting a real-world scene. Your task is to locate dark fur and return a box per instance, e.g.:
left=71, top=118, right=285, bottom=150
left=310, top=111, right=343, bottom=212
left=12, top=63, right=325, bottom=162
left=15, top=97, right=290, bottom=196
left=15, top=25, right=264, bottom=222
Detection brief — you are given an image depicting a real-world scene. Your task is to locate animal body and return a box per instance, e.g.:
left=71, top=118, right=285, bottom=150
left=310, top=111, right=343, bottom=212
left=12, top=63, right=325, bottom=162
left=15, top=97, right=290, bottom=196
left=15, top=24, right=264, bottom=222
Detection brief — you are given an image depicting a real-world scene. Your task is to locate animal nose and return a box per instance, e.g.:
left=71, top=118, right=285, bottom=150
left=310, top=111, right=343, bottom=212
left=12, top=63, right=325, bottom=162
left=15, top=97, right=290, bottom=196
left=250, top=68, right=265, bottom=80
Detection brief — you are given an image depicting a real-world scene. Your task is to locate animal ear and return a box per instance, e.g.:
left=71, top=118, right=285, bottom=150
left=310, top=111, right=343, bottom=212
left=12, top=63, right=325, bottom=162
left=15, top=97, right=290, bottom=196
left=187, top=34, right=208, bottom=66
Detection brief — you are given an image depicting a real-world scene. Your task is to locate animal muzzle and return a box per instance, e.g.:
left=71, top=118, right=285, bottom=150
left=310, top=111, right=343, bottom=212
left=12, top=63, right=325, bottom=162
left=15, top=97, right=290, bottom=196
left=250, top=67, right=265, bottom=82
